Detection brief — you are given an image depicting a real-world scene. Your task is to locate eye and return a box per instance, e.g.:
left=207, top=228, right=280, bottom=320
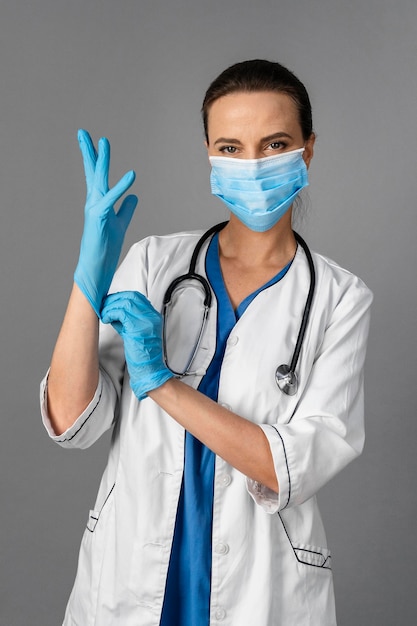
left=219, top=146, right=238, bottom=155
left=268, top=141, right=286, bottom=151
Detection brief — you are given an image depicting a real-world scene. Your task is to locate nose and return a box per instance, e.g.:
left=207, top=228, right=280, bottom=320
left=239, top=147, right=264, bottom=160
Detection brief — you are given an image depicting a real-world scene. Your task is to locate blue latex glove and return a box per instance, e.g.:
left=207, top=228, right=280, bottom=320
left=101, top=291, right=174, bottom=400
left=74, top=129, right=138, bottom=317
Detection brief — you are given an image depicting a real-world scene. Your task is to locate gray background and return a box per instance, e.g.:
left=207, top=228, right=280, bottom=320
left=1, top=0, right=416, bottom=624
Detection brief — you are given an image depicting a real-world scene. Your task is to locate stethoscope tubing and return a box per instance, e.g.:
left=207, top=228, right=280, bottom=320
left=162, top=221, right=316, bottom=394
left=288, top=231, right=316, bottom=373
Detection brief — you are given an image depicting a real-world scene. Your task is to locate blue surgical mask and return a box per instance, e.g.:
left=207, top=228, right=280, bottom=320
left=209, top=148, right=308, bottom=232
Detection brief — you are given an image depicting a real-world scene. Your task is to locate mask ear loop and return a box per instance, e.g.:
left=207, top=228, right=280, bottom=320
left=275, top=231, right=316, bottom=395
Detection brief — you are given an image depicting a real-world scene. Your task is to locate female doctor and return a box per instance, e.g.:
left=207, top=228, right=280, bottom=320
left=41, top=59, right=372, bottom=625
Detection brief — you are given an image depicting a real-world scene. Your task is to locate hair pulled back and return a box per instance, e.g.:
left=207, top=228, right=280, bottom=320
left=202, top=59, right=313, bottom=143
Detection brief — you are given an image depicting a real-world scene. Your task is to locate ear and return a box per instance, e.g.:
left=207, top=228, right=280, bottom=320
left=303, top=133, right=315, bottom=169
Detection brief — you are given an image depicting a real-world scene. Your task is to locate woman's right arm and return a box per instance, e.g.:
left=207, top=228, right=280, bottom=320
left=47, top=284, right=100, bottom=435
left=44, top=129, right=137, bottom=436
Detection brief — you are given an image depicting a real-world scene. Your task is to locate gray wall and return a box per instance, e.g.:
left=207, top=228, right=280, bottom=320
left=1, top=0, right=416, bottom=624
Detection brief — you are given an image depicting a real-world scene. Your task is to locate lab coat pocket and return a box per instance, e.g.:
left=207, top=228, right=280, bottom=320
left=66, top=484, right=117, bottom=623
left=278, top=512, right=332, bottom=570
left=86, top=510, right=100, bottom=533
left=86, top=483, right=115, bottom=533
left=290, top=541, right=332, bottom=569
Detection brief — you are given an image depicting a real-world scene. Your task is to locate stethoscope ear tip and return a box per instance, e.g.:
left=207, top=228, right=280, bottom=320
left=275, top=364, right=298, bottom=396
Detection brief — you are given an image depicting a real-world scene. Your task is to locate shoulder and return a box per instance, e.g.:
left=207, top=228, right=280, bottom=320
left=311, top=249, right=373, bottom=313
left=118, top=229, right=204, bottom=274
left=114, top=230, right=206, bottom=294
left=128, top=229, right=204, bottom=257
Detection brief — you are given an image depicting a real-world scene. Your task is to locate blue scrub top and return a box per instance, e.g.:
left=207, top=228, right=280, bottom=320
left=160, top=233, right=292, bottom=626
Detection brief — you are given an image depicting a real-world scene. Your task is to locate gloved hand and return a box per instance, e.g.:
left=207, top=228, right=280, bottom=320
left=74, top=129, right=138, bottom=317
left=101, top=291, right=174, bottom=400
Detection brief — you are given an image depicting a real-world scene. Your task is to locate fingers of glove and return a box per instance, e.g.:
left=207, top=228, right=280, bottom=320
left=100, top=300, right=130, bottom=330
left=101, top=290, right=160, bottom=320
left=94, top=137, right=110, bottom=195
left=101, top=291, right=161, bottom=332
left=91, top=170, right=136, bottom=216
left=78, top=129, right=98, bottom=194
left=116, top=194, right=138, bottom=232
left=102, top=290, right=151, bottom=311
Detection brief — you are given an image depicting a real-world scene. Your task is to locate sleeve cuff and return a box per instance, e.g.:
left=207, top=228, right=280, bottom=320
left=40, top=370, right=105, bottom=448
left=246, top=424, right=292, bottom=514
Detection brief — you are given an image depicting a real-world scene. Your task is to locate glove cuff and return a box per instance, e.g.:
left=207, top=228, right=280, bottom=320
left=74, top=270, right=102, bottom=318
left=131, top=367, right=174, bottom=401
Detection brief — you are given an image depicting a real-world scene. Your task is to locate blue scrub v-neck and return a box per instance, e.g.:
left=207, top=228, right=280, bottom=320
left=159, top=233, right=292, bottom=626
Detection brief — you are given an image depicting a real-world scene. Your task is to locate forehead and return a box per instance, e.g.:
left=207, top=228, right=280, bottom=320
left=207, top=91, right=300, bottom=138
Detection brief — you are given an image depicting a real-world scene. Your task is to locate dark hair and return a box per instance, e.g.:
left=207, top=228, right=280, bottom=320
left=202, top=59, right=313, bottom=143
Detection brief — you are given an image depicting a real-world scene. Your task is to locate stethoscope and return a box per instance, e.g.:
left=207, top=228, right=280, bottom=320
left=162, top=221, right=316, bottom=396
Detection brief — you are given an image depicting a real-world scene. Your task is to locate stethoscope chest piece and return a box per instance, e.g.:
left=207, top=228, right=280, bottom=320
left=275, top=364, right=298, bottom=396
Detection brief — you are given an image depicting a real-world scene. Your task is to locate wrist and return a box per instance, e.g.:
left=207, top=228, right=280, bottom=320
left=133, top=368, right=175, bottom=402
left=147, top=375, right=178, bottom=402
left=73, top=269, right=103, bottom=317
left=72, top=282, right=101, bottom=319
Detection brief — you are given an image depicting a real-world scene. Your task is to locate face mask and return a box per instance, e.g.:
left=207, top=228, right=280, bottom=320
left=209, top=148, right=308, bottom=232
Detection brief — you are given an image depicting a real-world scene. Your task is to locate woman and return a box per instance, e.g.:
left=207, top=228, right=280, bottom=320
left=41, top=60, right=372, bottom=625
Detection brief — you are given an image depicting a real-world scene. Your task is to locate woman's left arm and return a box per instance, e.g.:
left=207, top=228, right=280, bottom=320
left=100, top=290, right=278, bottom=492
left=149, top=378, right=278, bottom=492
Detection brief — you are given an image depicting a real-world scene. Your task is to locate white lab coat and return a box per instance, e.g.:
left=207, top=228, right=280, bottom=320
left=41, top=230, right=372, bottom=626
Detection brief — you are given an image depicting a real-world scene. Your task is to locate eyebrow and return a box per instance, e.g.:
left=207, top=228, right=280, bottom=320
left=213, top=137, right=243, bottom=146
left=213, top=132, right=293, bottom=146
left=261, top=132, right=293, bottom=143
